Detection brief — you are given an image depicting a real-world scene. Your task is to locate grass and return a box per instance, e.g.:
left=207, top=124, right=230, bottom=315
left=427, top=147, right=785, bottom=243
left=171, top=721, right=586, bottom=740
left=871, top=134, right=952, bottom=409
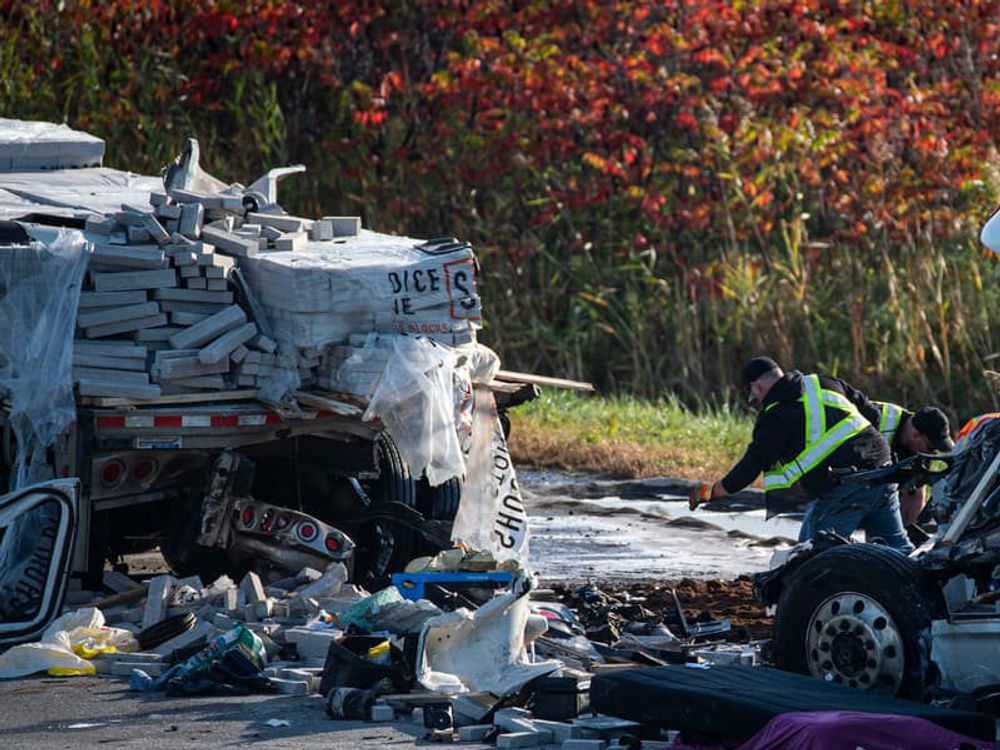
left=506, top=389, right=753, bottom=481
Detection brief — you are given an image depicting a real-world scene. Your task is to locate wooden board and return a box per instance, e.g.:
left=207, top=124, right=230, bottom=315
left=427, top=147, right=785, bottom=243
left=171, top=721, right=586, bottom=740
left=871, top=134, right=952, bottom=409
left=77, top=389, right=259, bottom=408
left=493, top=369, right=595, bottom=392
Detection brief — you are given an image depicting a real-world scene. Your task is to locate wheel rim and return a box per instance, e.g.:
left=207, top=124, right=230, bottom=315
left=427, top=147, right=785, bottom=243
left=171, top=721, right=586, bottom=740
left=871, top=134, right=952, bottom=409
left=805, top=591, right=904, bottom=693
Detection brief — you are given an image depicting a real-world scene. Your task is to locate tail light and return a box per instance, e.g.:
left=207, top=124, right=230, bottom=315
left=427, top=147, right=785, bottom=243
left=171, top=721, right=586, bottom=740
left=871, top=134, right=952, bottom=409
left=297, top=522, right=317, bottom=542
left=241, top=507, right=256, bottom=528
left=132, top=459, right=157, bottom=482
left=101, top=460, right=125, bottom=487
left=325, top=534, right=341, bottom=552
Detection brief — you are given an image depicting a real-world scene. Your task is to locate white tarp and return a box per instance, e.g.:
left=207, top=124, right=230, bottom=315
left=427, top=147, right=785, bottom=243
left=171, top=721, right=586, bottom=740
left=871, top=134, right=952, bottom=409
left=450, top=384, right=530, bottom=562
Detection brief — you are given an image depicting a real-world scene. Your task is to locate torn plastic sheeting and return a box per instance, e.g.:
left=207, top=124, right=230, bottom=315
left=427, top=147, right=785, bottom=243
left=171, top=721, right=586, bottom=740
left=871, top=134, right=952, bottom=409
left=415, top=577, right=560, bottom=697
left=0, top=607, right=137, bottom=679
left=0, top=227, right=88, bottom=489
left=363, top=336, right=464, bottom=487
left=450, top=384, right=529, bottom=562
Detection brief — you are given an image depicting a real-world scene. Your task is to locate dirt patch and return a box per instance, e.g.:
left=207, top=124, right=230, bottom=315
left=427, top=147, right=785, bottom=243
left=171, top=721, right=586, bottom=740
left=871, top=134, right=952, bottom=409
left=553, top=575, right=773, bottom=641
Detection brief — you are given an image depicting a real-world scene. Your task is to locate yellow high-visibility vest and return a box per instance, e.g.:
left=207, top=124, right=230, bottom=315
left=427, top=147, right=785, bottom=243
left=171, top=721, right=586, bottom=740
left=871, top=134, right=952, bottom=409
left=874, top=401, right=904, bottom=448
left=763, top=374, right=870, bottom=493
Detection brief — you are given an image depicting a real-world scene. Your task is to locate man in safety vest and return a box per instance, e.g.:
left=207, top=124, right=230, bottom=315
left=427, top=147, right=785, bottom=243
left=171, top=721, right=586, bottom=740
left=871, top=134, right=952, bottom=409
left=689, top=356, right=913, bottom=553
left=872, top=402, right=954, bottom=525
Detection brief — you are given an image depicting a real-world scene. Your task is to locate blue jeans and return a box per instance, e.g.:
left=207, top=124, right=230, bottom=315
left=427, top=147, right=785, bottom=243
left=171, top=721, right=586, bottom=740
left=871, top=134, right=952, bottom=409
left=799, top=482, right=914, bottom=553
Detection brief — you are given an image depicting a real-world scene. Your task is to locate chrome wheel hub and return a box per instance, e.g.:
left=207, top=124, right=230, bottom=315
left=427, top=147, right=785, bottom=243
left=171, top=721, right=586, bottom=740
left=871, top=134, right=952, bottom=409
left=805, top=591, right=904, bottom=693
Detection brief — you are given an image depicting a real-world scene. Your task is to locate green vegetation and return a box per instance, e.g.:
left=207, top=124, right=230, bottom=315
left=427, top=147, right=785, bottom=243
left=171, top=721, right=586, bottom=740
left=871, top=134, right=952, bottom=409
left=508, top=390, right=753, bottom=480
left=2, top=3, right=999, bottom=417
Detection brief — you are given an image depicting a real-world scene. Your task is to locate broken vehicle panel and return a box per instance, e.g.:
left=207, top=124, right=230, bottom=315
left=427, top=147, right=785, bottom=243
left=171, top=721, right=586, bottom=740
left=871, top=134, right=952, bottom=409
left=0, top=479, right=80, bottom=645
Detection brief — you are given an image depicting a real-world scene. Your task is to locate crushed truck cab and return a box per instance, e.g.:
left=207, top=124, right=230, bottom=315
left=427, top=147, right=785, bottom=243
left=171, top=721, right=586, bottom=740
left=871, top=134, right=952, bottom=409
left=0, top=120, right=536, bottom=644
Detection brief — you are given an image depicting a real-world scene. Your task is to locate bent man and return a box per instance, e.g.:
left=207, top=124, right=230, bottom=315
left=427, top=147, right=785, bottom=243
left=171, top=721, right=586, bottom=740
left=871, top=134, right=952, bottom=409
left=690, top=357, right=913, bottom=553
left=873, top=401, right=954, bottom=525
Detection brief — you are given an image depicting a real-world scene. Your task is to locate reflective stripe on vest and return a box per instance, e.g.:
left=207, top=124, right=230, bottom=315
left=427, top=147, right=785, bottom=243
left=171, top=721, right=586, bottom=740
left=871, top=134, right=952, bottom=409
left=763, top=375, right=870, bottom=492
left=875, top=401, right=903, bottom=447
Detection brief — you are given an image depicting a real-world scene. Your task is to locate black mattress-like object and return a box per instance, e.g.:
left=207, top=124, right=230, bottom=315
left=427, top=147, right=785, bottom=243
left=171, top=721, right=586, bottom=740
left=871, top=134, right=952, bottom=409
left=591, top=665, right=995, bottom=742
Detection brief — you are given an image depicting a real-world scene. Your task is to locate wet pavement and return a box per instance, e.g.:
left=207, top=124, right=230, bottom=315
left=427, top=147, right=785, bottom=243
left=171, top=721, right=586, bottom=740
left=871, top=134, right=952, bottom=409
left=521, top=470, right=798, bottom=582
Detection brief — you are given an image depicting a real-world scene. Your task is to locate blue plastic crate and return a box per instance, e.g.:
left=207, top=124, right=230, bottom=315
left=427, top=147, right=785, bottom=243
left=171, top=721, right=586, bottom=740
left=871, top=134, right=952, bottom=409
left=391, top=571, right=514, bottom=601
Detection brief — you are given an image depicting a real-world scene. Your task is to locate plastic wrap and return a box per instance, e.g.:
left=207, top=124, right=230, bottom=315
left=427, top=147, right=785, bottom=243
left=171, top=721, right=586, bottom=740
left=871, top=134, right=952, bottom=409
left=450, top=385, right=530, bottom=563
left=0, top=227, right=89, bottom=488
left=363, top=336, right=464, bottom=486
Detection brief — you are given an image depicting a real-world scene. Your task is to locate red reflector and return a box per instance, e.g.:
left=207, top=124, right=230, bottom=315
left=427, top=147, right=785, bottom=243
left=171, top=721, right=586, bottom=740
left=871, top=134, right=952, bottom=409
left=101, top=461, right=124, bottom=486
left=132, top=459, right=156, bottom=481
left=324, top=534, right=340, bottom=552
left=156, top=415, right=183, bottom=428
left=241, top=508, right=255, bottom=527
left=298, top=522, right=317, bottom=541
left=96, top=416, right=126, bottom=429
left=212, top=415, right=239, bottom=427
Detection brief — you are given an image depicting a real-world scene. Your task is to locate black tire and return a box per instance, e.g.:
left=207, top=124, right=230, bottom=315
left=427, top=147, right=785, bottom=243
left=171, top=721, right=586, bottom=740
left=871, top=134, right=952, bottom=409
left=417, top=476, right=461, bottom=521
left=355, top=434, right=418, bottom=579
left=414, top=476, right=462, bottom=557
left=773, top=543, right=936, bottom=699
left=136, top=612, right=197, bottom=651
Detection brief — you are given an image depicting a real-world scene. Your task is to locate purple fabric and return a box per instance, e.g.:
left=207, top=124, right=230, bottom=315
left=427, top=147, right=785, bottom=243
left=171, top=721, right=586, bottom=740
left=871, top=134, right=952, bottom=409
left=670, top=711, right=992, bottom=750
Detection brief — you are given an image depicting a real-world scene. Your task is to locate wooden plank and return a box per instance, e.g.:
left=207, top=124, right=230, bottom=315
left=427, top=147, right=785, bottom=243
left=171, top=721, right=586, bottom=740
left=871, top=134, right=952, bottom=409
left=493, top=369, right=595, bottom=392
left=77, top=389, right=259, bottom=407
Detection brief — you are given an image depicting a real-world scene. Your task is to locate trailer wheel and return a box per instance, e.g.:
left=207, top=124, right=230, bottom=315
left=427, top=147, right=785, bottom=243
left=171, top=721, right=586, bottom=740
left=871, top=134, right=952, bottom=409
left=418, top=476, right=461, bottom=522
left=773, top=543, right=936, bottom=699
left=354, top=434, right=418, bottom=580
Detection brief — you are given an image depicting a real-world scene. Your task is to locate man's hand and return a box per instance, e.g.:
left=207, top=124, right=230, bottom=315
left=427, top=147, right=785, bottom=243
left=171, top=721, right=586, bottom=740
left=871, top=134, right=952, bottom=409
left=689, top=481, right=714, bottom=511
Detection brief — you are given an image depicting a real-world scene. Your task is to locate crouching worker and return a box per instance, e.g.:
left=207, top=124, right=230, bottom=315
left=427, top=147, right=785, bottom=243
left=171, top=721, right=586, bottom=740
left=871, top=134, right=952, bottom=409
left=874, top=401, right=954, bottom=526
left=689, top=357, right=914, bottom=553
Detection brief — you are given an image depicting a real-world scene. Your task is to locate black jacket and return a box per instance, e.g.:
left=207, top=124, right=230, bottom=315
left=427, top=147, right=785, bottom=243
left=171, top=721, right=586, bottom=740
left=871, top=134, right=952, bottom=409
left=721, top=371, right=890, bottom=497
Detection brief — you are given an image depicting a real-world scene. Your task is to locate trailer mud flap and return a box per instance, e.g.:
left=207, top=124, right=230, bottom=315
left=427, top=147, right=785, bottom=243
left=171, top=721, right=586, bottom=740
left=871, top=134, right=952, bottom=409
left=0, top=479, right=80, bottom=645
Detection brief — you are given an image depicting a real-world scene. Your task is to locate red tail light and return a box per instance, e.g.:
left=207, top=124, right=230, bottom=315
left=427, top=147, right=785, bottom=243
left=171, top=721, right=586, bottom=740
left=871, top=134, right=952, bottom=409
left=325, top=534, right=340, bottom=552
left=101, top=460, right=125, bottom=487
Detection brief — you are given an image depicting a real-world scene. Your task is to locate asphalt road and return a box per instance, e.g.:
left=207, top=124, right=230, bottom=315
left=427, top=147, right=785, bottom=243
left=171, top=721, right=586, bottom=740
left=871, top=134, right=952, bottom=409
left=0, top=676, right=489, bottom=750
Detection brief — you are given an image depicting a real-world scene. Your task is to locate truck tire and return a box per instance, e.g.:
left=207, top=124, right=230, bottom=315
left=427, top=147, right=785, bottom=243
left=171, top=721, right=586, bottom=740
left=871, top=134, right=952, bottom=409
left=772, top=543, right=936, bottom=699
left=360, top=434, right=418, bottom=577
left=418, top=477, right=461, bottom=522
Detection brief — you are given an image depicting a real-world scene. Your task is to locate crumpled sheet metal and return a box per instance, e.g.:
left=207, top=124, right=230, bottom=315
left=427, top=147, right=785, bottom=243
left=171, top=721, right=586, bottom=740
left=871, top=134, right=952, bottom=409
left=416, top=581, right=559, bottom=697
